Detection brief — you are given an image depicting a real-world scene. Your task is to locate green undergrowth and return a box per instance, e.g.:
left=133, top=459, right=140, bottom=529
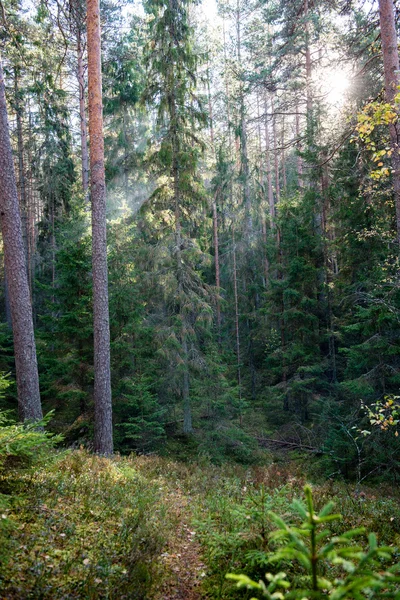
left=0, top=450, right=173, bottom=599
left=1, top=441, right=400, bottom=599
left=190, top=464, right=400, bottom=598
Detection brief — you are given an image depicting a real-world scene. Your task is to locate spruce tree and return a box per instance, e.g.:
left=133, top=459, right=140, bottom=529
left=143, top=0, right=212, bottom=434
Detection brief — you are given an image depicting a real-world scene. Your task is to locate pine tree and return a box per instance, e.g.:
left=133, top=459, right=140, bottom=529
left=0, top=60, right=42, bottom=422
left=377, top=0, right=400, bottom=244
left=87, top=0, right=113, bottom=454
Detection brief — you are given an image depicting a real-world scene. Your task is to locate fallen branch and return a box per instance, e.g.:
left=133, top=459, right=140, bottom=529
left=256, top=436, right=322, bottom=453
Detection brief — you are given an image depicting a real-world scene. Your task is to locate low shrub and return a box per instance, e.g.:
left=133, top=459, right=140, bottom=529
left=227, top=486, right=400, bottom=599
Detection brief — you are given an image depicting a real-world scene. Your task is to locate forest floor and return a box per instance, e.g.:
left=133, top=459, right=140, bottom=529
left=1, top=450, right=400, bottom=599
left=154, top=479, right=206, bottom=600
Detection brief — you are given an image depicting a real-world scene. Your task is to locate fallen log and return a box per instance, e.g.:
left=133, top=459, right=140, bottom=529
left=256, top=436, right=323, bottom=454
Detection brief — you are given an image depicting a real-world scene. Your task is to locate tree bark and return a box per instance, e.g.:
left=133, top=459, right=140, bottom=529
left=378, top=0, right=400, bottom=243
left=296, top=100, right=303, bottom=188
left=4, top=272, right=12, bottom=328
left=264, top=94, right=275, bottom=222
left=236, top=0, right=252, bottom=237
left=305, top=0, right=313, bottom=145
left=182, top=335, right=192, bottom=434
left=14, top=68, right=29, bottom=284
left=87, top=0, right=113, bottom=454
left=0, top=60, right=42, bottom=422
left=223, top=17, right=232, bottom=150
left=77, top=28, right=90, bottom=198
left=212, top=191, right=222, bottom=343
left=232, top=229, right=242, bottom=422
left=207, top=60, right=214, bottom=147
left=257, top=91, right=269, bottom=286
left=272, top=97, right=280, bottom=204
left=123, top=105, right=129, bottom=201
left=281, top=114, right=287, bottom=192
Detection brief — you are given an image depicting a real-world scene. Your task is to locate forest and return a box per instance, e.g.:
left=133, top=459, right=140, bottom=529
left=2, top=0, right=400, bottom=597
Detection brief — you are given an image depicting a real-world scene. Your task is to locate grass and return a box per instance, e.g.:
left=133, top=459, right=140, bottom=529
left=1, top=449, right=400, bottom=599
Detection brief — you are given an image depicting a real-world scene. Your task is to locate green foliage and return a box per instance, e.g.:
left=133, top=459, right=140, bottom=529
left=227, top=485, right=400, bottom=599
left=0, top=450, right=172, bottom=599
left=115, top=374, right=166, bottom=451
left=363, top=396, right=400, bottom=435
left=37, top=217, right=93, bottom=432
left=0, top=410, right=62, bottom=472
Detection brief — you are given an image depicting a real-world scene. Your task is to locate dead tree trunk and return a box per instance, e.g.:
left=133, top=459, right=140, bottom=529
left=0, top=60, right=42, bottom=422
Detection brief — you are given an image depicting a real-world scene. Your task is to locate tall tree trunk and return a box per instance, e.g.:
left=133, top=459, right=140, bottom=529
left=0, top=60, right=42, bottom=422
left=14, top=69, right=29, bottom=284
left=27, top=100, right=37, bottom=316
left=182, top=335, right=192, bottom=433
left=272, top=97, right=280, bottom=204
left=236, top=0, right=251, bottom=237
left=378, top=0, right=400, bottom=243
left=296, top=100, right=303, bottom=188
left=87, top=0, right=113, bottom=454
left=169, top=45, right=192, bottom=433
left=175, top=180, right=192, bottom=434
left=223, top=17, right=232, bottom=150
left=212, top=191, right=222, bottom=343
left=4, top=272, right=12, bottom=328
left=264, top=94, right=275, bottom=222
left=257, top=91, right=269, bottom=286
left=232, top=229, right=243, bottom=424
left=305, top=0, right=313, bottom=145
left=123, top=105, right=129, bottom=201
left=51, top=199, right=56, bottom=306
left=207, top=60, right=214, bottom=147
left=77, top=28, right=90, bottom=198
left=281, top=114, right=287, bottom=192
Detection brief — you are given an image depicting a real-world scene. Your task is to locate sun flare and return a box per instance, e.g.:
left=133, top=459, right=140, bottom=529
left=325, top=69, right=351, bottom=107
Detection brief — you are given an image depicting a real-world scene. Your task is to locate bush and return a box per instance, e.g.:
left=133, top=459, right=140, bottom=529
left=0, top=410, right=62, bottom=473
left=227, top=485, right=400, bottom=599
